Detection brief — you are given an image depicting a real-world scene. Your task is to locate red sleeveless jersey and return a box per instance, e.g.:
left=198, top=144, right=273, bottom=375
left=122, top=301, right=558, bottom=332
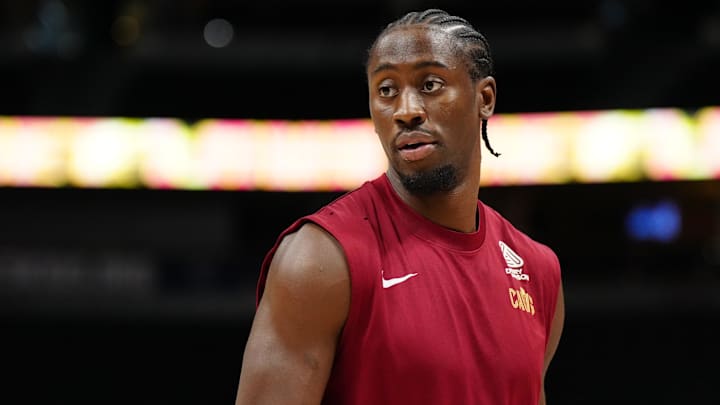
left=257, top=174, right=561, bottom=405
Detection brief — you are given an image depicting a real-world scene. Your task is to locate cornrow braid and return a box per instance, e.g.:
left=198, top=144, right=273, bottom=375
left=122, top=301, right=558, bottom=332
left=381, top=8, right=494, bottom=79
left=482, top=119, right=500, bottom=157
left=370, top=8, right=501, bottom=157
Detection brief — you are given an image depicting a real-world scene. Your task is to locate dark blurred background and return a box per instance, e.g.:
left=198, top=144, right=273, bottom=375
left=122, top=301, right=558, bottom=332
left=1, top=0, right=719, bottom=404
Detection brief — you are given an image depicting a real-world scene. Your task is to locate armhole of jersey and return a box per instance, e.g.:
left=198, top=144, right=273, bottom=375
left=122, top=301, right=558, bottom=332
left=309, top=214, right=377, bottom=354
left=255, top=212, right=377, bottom=353
left=543, top=247, right=562, bottom=348
left=255, top=216, right=311, bottom=307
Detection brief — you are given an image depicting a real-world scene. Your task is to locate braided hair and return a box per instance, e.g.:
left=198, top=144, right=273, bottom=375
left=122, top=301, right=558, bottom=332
left=369, top=9, right=501, bottom=157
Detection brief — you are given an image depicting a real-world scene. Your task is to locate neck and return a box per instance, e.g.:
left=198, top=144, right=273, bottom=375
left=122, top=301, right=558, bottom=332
left=387, top=169, right=480, bottom=233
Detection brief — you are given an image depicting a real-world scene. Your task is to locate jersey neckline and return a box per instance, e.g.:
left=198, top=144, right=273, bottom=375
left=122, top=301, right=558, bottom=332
left=372, top=173, right=487, bottom=252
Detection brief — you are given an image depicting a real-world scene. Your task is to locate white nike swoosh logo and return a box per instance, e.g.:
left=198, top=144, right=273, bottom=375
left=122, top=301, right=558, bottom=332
left=381, top=271, right=419, bottom=289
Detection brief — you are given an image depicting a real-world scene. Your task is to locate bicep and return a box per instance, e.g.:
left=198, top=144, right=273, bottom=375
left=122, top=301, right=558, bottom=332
left=235, top=224, right=350, bottom=405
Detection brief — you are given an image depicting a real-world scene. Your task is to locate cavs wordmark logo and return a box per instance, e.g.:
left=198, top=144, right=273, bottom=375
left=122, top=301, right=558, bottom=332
left=509, top=287, right=535, bottom=315
left=498, top=241, right=529, bottom=281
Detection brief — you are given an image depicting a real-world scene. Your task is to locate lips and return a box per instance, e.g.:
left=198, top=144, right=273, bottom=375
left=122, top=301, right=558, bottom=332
left=395, top=131, right=438, bottom=162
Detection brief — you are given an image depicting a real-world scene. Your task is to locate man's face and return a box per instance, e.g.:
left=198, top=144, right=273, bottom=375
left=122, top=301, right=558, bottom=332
left=366, top=26, right=492, bottom=194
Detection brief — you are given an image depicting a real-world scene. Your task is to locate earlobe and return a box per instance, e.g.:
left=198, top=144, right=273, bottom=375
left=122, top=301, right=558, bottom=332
left=476, top=76, right=497, bottom=119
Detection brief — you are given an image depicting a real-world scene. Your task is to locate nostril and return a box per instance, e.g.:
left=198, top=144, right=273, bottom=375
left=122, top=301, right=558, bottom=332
left=394, top=113, right=426, bottom=127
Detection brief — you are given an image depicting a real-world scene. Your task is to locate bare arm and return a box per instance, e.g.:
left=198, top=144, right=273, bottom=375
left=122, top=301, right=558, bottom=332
left=235, top=223, right=350, bottom=405
left=539, top=282, right=565, bottom=405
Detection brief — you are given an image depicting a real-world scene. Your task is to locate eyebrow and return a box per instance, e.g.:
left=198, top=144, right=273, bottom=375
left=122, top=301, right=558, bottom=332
left=371, top=60, right=449, bottom=75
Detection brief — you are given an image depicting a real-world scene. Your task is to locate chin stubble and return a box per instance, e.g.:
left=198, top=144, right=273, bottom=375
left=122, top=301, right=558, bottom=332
left=398, top=164, right=459, bottom=196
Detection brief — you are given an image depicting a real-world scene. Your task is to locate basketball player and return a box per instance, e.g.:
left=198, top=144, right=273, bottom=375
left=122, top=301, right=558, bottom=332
left=235, top=8, right=565, bottom=404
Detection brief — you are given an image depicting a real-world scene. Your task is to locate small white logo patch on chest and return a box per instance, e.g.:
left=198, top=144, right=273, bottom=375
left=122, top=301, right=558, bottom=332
left=499, top=241, right=529, bottom=281
left=381, top=270, right=419, bottom=289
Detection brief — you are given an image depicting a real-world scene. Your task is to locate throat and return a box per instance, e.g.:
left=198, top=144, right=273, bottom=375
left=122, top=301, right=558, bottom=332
left=387, top=168, right=479, bottom=233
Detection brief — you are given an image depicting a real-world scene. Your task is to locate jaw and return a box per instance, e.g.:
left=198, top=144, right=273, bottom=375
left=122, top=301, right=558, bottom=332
left=390, top=161, right=461, bottom=196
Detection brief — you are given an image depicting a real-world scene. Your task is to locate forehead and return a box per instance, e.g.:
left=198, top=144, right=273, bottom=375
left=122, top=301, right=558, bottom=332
left=368, top=25, right=463, bottom=72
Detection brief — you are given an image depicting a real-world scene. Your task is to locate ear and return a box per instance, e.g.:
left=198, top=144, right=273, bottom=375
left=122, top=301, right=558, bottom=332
left=475, top=76, right=497, bottom=119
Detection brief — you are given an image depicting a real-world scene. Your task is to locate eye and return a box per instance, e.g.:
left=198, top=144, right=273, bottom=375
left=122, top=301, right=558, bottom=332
left=422, top=79, right=444, bottom=93
left=378, top=85, right=398, bottom=98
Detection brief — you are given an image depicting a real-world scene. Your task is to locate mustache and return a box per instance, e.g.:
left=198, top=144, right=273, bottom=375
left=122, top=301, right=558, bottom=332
left=395, top=127, right=436, bottom=138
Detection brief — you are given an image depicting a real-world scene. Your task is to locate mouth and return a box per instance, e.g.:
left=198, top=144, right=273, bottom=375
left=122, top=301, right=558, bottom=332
left=399, top=140, right=437, bottom=150
left=395, top=130, right=437, bottom=148
left=395, top=131, right=439, bottom=162
left=397, top=140, right=439, bottom=162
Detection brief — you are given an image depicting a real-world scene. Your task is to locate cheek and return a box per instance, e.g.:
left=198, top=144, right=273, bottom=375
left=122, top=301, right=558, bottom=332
left=435, top=98, right=475, bottom=133
left=436, top=101, right=455, bottom=121
left=369, top=101, right=396, bottom=147
left=374, top=104, right=394, bottom=118
left=436, top=88, right=474, bottom=120
left=434, top=100, right=481, bottom=152
left=370, top=101, right=394, bottom=127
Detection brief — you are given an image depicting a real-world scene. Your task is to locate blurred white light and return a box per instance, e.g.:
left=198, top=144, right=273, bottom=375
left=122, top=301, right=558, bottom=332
left=572, top=111, right=643, bottom=182
left=203, top=18, right=234, bottom=48
left=68, top=119, right=140, bottom=187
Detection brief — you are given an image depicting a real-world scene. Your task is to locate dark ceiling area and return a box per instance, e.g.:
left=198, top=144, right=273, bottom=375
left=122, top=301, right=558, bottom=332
left=1, top=0, right=719, bottom=121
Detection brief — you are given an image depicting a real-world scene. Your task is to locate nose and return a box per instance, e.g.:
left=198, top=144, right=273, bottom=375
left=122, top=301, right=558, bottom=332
left=393, top=89, right=426, bottom=128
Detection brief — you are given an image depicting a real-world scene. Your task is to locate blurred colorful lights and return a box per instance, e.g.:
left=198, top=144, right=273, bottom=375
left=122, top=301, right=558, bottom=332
left=0, top=106, right=718, bottom=191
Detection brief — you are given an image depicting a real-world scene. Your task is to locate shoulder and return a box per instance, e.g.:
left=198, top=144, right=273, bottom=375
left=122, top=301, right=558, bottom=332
left=257, top=180, right=384, bottom=305
left=267, top=222, right=350, bottom=299
left=240, top=222, right=350, bottom=404
left=258, top=222, right=351, bottom=333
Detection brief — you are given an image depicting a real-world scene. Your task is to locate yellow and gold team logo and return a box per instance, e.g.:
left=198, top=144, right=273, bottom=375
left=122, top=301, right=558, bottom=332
left=508, top=287, right=535, bottom=315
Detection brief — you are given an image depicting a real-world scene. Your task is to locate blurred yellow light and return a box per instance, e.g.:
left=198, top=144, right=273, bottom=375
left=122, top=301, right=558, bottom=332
left=137, top=118, right=194, bottom=189
left=482, top=112, right=574, bottom=186
left=0, top=117, right=70, bottom=187
left=696, top=107, right=720, bottom=178
left=571, top=110, right=645, bottom=183
left=68, top=118, right=140, bottom=188
left=327, top=120, right=386, bottom=190
left=640, top=109, right=697, bottom=180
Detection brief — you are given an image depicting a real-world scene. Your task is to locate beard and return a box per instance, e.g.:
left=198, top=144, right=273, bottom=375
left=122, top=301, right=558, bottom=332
left=398, top=164, right=459, bottom=196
